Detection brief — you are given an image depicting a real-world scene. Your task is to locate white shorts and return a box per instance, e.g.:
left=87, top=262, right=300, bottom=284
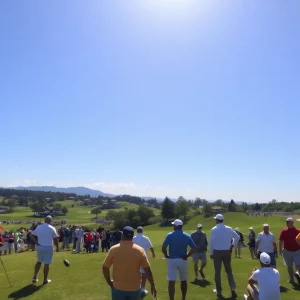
left=167, top=258, right=188, bottom=281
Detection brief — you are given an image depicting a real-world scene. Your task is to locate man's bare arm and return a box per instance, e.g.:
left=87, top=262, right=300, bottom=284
left=144, top=267, right=157, bottom=297
left=150, top=247, right=155, bottom=259
left=53, top=237, right=59, bottom=251
left=102, top=266, right=113, bottom=288
left=162, top=247, right=169, bottom=258
left=279, top=240, right=284, bottom=255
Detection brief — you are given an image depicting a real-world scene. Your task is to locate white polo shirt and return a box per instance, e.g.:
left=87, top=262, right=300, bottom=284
left=32, top=223, right=58, bottom=247
left=209, top=223, right=240, bottom=255
left=251, top=267, right=280, bottom=300
left=257, top=232, right=275, bottom=253
left=133, top=234, right=153, bottom=257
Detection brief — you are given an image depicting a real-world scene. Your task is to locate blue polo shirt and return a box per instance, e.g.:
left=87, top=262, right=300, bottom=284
left=162, top=230, right=196, bottom=259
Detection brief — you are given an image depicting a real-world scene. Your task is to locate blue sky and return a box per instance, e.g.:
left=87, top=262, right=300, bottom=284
left=1, top=1, right=300, bottom=202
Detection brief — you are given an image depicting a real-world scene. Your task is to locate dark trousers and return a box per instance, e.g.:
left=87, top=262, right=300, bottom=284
left=213, top=250, right=236, bottom=294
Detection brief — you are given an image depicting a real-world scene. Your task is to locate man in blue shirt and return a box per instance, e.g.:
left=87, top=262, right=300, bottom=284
left=162, top=219, right=196, bottom=300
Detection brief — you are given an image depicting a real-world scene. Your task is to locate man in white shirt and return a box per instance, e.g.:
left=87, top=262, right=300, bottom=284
left=74, top=225, right=84, bottom=253
left=210, top=214, right=240, bottom=299
left=133, top=226, right=156, bottom=297
left=30, top=215, right=59, bottom=284
left=255, top=224, right=277, bottom=268
left=244, top=252, right=280, bottom=300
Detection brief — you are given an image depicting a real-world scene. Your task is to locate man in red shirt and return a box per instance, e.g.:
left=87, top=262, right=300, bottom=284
left=279, top=217, right=300, bottom=284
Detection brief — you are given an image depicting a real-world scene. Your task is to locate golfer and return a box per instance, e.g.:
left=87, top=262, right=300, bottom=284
left=244, top=252, right=280, bottom=300
left=102, top=226, right=157, bottom=300
left=255, top=224, right=277, bottom=268
left=162, top=219, right=196, bottom=300
left=133, top=226, right=156, bottom=297
left=279, top=217, right=300, bottom=284
left=191, top=224, right=208, bottom=280
left=210, top=214, right=240, bottom=298
left=30, top=215, right=59, bottom=284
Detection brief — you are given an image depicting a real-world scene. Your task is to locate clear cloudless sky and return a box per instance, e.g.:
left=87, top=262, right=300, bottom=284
left=1, top=1, right=300, bottom=202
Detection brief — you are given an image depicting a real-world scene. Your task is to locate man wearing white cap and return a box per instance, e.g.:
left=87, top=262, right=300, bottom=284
left=279, top=217, right=300, bottom=284
left=133, top=226, right=156, bottom=297
left=191, top=224, right=208, bottom=280
left=162, top=219, right=196, bottom=300
left=244, top=252, right=280, bottom=300
left=210, top=214, right=240, bottom=298
left=255, top=224, right=277, bottom=268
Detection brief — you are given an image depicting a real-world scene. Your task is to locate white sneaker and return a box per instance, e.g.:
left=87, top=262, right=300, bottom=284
left=32, top=278, right=38, bottom=283
left=244, top=294, right=248, bottom=300
left=195, top=276, right=199, bottom=280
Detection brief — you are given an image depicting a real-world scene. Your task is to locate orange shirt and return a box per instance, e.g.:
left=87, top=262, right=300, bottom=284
left=103, top=241, right=150, bottom=291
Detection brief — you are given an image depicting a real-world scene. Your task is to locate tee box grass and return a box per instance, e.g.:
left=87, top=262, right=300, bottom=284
left=1, top=212, right=300, bottom=299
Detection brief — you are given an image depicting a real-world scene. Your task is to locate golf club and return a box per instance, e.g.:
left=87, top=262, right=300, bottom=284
left=0, top=257, right=13, bottom=287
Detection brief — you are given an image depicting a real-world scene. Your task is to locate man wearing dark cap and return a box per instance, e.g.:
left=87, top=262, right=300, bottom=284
left=133, top=226, right=156, bottom=297
left=102, top=226, right=157, bottom=300
left=162, top=219, right=196, bottom=300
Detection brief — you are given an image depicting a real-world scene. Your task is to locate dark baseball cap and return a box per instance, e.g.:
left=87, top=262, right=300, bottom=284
left=122, top=226, right=134, bottom=238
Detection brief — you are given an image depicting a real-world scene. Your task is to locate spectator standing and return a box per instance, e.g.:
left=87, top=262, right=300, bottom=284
left=74, top=226, right=84, bottom=253
left=191, top=224, right=208, bottom=280
left=234, top=227, right=244, bottom=258
left=248, top=227, right=256, bottom=259
left=279, top=217, right=300, bottom=284
left=2, top=230, right=14, bottom=255
left=62, top=226, right=71, bottom=250
left=210, top=214, right=240, bottom=299
left=255, top=224, right=278, bottom=268
left=162, top=219, right=196, bottom=300
left=101, top=230, right=108, bottom=252
left=102, top=226, right=157, bottom=300
left=85, top=230, right=94, bottom=253
left=0, top=232, right=4, bottom=256
left=30, top=216, right=59, bottom=284
left=133, top=226, right=156, bottom=297
left=112, top=229, right=122, bottom=246
left=244, top=252, right=280, bottom=300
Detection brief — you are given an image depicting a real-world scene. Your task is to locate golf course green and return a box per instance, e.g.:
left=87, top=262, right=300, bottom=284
left=1, top=208, right=300, bottom=299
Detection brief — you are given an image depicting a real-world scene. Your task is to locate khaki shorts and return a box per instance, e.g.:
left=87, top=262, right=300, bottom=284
left=192, top=252, right=207, bottom=264
left=247, top=284, right=259, bottom=300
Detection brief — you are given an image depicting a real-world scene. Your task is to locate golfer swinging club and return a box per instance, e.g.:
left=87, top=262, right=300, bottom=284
left=30, top=215, right=59, bottom=284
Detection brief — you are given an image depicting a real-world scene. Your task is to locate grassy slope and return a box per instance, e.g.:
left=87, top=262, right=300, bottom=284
left=0, top=213, right=300, bottom=299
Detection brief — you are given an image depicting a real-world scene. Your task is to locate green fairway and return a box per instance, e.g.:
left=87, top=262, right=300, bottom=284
left=1, top=213, right=300, bottom=299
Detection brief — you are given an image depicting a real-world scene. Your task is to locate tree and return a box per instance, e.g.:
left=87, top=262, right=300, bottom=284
left=228, top=199, right=237, bottom=212
left=62, top=206, right=68, bottom=214
left=91, top=206, right=102, bottom=218
left=202, top=202, right=212, bottom=218
left=136, top=206, right=155, bottom=226
left=161, top=197, right=175, bottom=221
left=175, top=198, right=190, bottom=221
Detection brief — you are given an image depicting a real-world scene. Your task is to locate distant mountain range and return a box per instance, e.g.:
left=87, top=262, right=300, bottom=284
left=10, top=186, right=252, bottom=204
left=12, top=186, right=115, bottom=198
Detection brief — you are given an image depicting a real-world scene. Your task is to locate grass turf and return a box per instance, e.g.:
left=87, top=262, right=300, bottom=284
left=1, top=213, right=300, bottom=299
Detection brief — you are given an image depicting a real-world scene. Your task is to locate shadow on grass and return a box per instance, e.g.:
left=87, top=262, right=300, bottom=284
left=292, top=283, right=300, bottom=291
left=190, top=279, right=212, bottom=287
left=8, top=284, right=43, bottom=299
left=280, top=285, right=289, bottom=292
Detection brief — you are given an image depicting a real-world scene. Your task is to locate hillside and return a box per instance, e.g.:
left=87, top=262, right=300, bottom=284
left=11, top=186, right=115, bottom=197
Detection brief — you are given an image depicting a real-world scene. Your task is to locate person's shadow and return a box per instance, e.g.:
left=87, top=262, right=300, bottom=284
left=190, top=279, right=212, bottom=288
left=8, top=284, right=43, bottom=299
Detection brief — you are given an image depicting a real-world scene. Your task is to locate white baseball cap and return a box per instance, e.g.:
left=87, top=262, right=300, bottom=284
left=263, top=224, right=269, bottom=227
left=260, top=252, right=271, bottom=265
left=171, top=219, right=183, bottom=226
left=235, top=227, right=240, bottom=231
left=197, top=224, right=202, bottom=228
left=214, top=214, right=224, bottom=221
left=249, top=227, right=253, bottom=230
left=286, top=217, right=294, bottom=222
